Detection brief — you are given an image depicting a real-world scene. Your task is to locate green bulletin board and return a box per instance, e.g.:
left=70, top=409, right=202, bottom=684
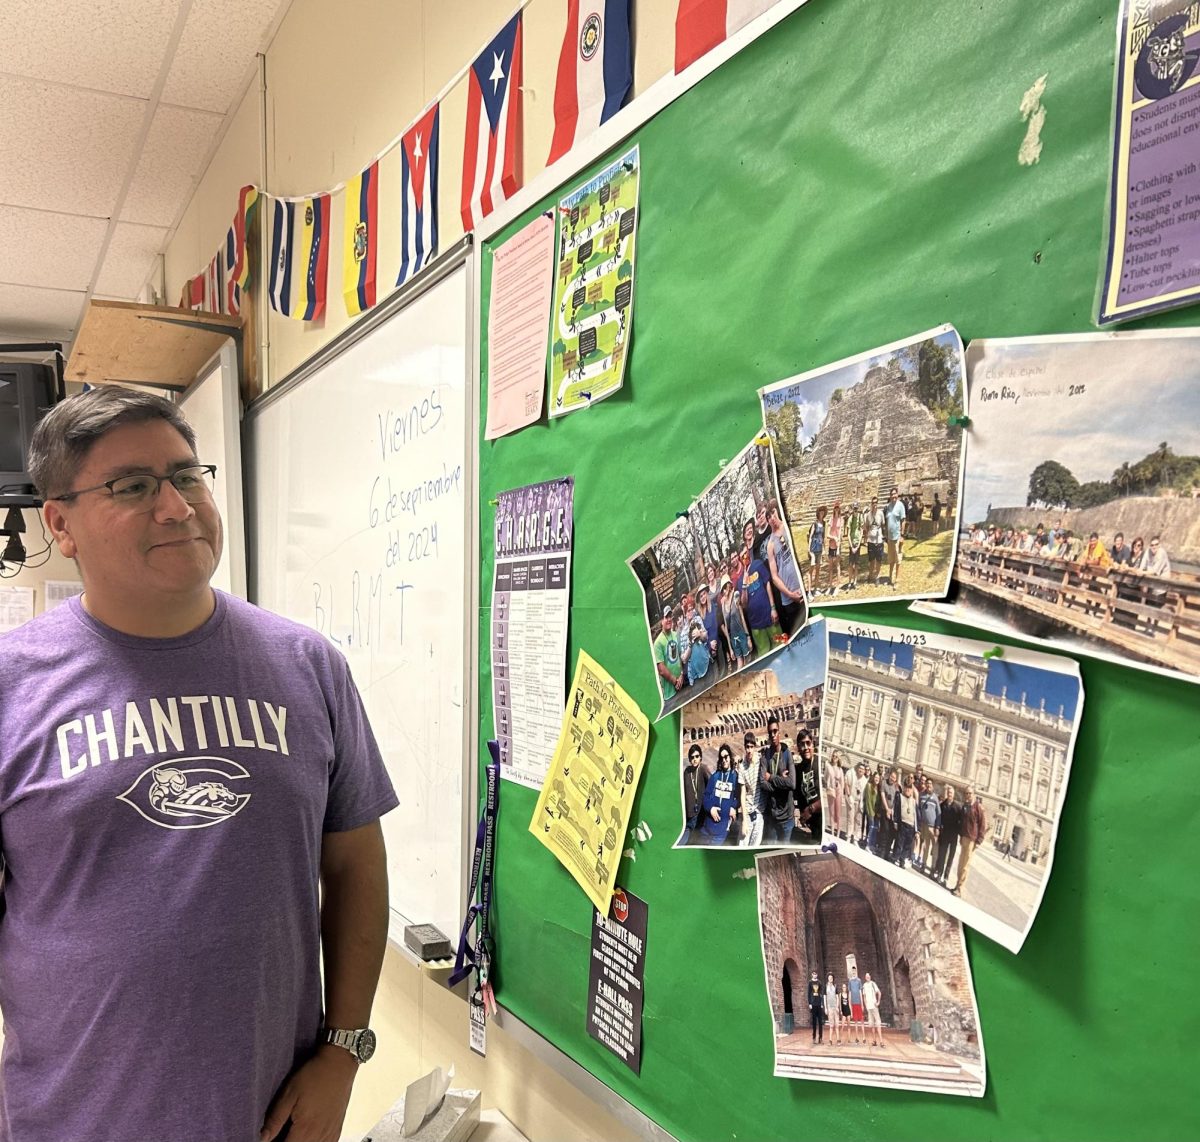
left=477, top=2, right=1196, bottom=1139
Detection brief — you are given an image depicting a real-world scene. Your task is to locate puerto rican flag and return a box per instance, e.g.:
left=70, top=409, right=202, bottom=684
left=398, top=104, right=439, bottom=287
left=675, top=0, right=781, bottom=72
left=461, top=13, right=523, bottom=232
left=547, top=0, right=632, bottom=165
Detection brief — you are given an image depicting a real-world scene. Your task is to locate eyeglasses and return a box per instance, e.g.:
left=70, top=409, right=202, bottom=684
left=53, top=464, right=217, bottom=511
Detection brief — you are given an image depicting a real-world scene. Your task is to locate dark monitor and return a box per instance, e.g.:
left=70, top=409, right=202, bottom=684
left=0, top=357, right=61, bottom=502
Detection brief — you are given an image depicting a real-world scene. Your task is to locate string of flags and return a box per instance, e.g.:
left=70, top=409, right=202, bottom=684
left=178, top=0, right=784, bottom=322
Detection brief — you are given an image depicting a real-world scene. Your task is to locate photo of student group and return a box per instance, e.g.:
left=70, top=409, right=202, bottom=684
left=759, top=326, right=967, bottom=608
left=823, top=625, right=1083, bottom=949
left=674, top=625, right=828, bottom=848
left=629, top=440, right=809, bottom=719
left=757, top=852, right=985, bottom=1097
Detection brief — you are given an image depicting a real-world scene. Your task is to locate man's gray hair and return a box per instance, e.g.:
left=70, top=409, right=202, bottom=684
left=28, top=387, right=197, bottom=499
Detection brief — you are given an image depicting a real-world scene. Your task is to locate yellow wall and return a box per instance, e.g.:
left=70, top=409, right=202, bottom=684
left=162, top=2, right=677, bottom=1137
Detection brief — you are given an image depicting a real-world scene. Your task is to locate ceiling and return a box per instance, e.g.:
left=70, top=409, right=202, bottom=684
left=0, top=0, right=294, bottom=362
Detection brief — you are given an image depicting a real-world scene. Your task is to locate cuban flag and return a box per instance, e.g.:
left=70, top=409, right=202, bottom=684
left=547, top=0, right=632, bottom=164
left=268, top=198, right=295, bottom=317
left=296, top=194, right=331, bottom=321
left=224, top=225, right=241, bottom=315
left=398, top=104, right=439, bottom=287
left=343, top=160, right=379, bottom=316
left=675, top=0, right=780, bottom=72
left=461, top=13, right=523, bottom=232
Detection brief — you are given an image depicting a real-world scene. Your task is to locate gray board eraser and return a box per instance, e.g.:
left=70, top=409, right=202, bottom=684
left=404, top=923, right=453, bottom=960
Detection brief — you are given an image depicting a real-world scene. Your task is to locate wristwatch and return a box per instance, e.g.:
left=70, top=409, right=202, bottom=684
left=323, top=1026, right=377, bottom=1063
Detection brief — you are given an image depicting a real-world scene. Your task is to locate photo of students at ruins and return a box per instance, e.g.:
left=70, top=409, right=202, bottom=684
left=673, top=620, right=826, bottom=850
left=757, top=851, right=985, bottom=1097
left=758, top=326, right=966, bottom=608
left=821, top=620, right=1083, bottom=953
left=628, top=438, right=809, bottom=720
left=922, top=330, right=1200, bottom=686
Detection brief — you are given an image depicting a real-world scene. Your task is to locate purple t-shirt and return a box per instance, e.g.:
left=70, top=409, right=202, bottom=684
left=0, top=591, right=398, bottom=1141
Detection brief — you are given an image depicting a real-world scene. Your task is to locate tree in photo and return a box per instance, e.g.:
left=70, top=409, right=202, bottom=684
left=1027, top=460, right=1080, bottom=509
left=764, top=401, right=803, bottom=470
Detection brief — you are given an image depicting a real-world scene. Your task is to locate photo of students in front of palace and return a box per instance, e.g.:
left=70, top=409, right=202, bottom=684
left=758, top=326, right=967, bottom=608
left=820, top=619, right=1083, bottom=952
left=756, top=851, right=985, bottom=1097
left=922, top=329, right=1200, bottom=687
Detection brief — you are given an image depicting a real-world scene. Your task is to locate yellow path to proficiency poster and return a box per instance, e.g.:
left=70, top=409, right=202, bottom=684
left=529, top=651, right=648, bottom=915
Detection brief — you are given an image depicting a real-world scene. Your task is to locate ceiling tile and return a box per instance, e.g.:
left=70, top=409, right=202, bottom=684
left=119, top=105, right=224, bottom=226
left=94, top=223, right=170, bottom=298
left=1, top=0, right=181, bottom=99
left=0, top=283, right=83, bottom=341
left=162, top=0, right=287, bottom=113
left=0, top=77, right=145, bottom=217
left=0, top=208, right=110, bottom=292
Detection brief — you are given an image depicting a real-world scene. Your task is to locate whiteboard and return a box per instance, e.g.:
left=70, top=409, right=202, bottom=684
left=245, top=250, right=472, bottom=944
left=179, top=342, right=247, bottom=598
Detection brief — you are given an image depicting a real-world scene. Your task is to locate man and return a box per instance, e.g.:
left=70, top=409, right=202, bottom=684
left=695, top=583, right=726, bottom=680
left=759, top=717, right=796, bottom=845
left=681, top=743, right=711, bottom=844
left=2, top=387, right=397, bottom=1142
left=737, top=732, right=765, bottom=847
left=954, top=787, right=988, bottom=897
left=865, top=495, right=885, bottom=584
left=806, top=970, right=826, bottom=1045
left=794, top=731, right=821, bottom=838
left=878, top=766, right=900, bottom=861
left=931, top=492, right=943, bottom=533
left=1063, top=529, right=1084, bottom=562
left=765, top=499, right=807, bottom=634
left=653, top=605, right=684, bottom=703
left=1110, top=531, right=1131, bottom=566
left=1139, top=535, right=1172, bottom=577
left=893, top=774, right=918, bottom=867
left=933, top=784, right=963, bottom=887
left=846, top=966, right=866, bottom=1044
left=884, top=487, right=905, bottom=589
left=916, top=777, right=941, bottom=873
left=862, top=972, right=884, bottom=1048
left=1082, top=531, right=1112, bottom=568
left=740, top=541, right=782, bottom=656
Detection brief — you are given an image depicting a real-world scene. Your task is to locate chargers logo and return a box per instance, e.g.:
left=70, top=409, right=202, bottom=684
left=118, top=757, right=252, bottom=830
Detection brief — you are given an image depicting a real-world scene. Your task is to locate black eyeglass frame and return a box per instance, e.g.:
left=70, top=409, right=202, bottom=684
left=50, top=464, right=218, bottom=505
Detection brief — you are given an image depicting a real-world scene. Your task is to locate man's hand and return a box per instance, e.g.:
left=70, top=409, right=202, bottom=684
left=260, top=1046, right=357, bottom=1142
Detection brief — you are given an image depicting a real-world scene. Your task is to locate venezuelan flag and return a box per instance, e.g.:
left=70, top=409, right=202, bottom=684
left=295, top=194, right=331, bottom=321
left=343, top=162, right=379, bottom=316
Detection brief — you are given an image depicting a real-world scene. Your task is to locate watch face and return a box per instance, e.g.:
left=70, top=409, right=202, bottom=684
left=356, top=1028, right=377, bottom=1063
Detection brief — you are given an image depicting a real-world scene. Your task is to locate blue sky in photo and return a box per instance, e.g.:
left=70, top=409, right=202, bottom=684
left=760, top=329, right=962, bottom=450
left=752, top=618, right=827, bottom=693
left=829, top=631, right=1080, bottom=723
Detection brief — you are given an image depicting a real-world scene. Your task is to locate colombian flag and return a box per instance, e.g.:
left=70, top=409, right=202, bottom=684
left=296, top=194, right=331, bottom=321
left=343, top=162, right=379, bottom=316
left=231, top=184, right=259, bottom=288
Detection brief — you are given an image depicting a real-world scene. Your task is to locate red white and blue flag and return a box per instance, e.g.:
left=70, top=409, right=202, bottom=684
left=675, top=0, right=780, bottom=72
left=461, top=13, right=523, bottom=232
left=548, top=0, right=632, bottom=165
left=398, top=104, right=440, bottom=287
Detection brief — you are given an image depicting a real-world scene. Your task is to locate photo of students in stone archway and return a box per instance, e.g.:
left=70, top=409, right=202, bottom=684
left=756, top=851, right=986, bottom=1097
left=758, top=326, right=967, bottom=609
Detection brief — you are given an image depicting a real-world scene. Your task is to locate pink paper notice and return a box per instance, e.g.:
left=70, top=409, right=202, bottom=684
left=485, top=213, right=555, bottom=440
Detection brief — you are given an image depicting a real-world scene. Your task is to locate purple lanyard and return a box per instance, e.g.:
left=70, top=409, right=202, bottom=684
left=449, top=744, right=499, bottom=989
